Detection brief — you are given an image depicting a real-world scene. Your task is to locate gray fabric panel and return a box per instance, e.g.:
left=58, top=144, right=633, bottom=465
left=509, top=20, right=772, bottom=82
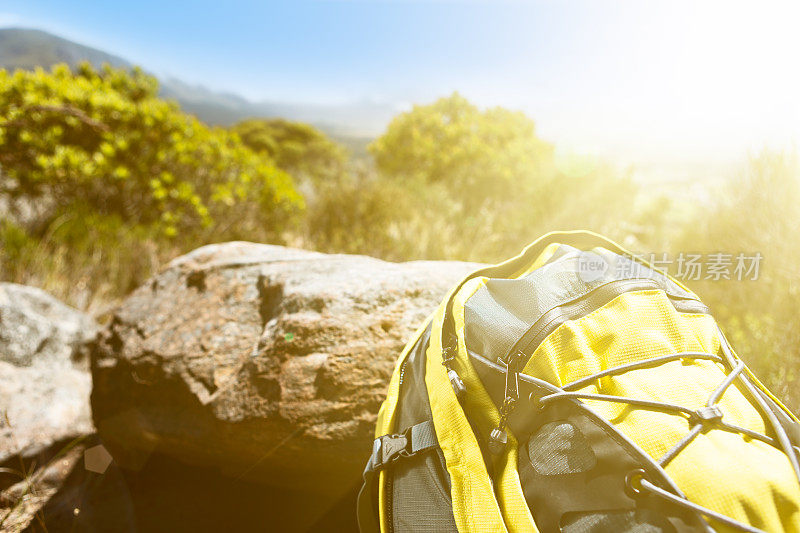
left=560, top=509, right=675, bottom=533
left=392, top=453, right=458, bottom=532
left=528, top=421, right=596, bottom=475
left=391, top=326, right=457, bottom=532
left=463, top=245, right=692, bottom=363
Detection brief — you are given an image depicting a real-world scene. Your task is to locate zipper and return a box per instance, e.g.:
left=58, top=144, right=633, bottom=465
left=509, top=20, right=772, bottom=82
left=487, top=277, right=708, bottom=454
left=385, top=359, right=411, bottom=533
left=487, top=348, right=526, bottom=454
left=501, top=278, right=707, bottom=368
left=398, top=358, right=409, bottom=386
left=386, top=468, right=394, bottom=533
left=442, top=332, right=467, bottom=399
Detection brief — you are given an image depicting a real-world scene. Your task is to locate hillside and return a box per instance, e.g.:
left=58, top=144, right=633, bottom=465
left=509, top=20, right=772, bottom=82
left=0, top=27, right=131, bottom=71
left=0, top=27, right=389, bottom=143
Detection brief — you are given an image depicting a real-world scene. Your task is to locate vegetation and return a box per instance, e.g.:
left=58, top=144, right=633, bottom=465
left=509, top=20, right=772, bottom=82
left=232, top=118, right=346, bottom=185
left=1, top=64, right=798, bottom=409
left=308, top=94, right=641, bottom=262
left=371, top=93, right=552, bottom=208
left=673, top=153, right=800, bottom=405
left=0, top=63, right=302, bottom=306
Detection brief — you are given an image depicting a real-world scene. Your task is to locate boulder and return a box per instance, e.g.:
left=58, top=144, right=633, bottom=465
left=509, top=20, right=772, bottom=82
left=0, top=283, right=96, bottom=461
left=90, top=242, right=478, bottom=529
left=0, top=283, right=98, bottom=530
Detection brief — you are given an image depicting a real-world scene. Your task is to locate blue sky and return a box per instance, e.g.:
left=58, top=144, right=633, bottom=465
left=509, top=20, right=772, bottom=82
left=1, top=1, right=590, bottom=103
left=2, top=1, right=799, bottom=175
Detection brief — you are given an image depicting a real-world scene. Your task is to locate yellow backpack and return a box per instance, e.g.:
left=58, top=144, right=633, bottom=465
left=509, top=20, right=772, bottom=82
left=357, top=231, right=800, bottom=533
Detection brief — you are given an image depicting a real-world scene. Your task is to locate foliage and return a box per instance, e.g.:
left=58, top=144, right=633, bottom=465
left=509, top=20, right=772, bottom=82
left=306, top=168, right=416, bottom=259
left=0, top=215, right=163, bottom=313
left=674, top=153, right=800, bottom=409
left=370, top=92, right=553, bottom=210
left=360, top=92, right=640, bottom=262
left=1, top=73, right=798, bottom=411
left=231, top=118, right=346, bottom=185
left=0, top=63, right=302, bottom=240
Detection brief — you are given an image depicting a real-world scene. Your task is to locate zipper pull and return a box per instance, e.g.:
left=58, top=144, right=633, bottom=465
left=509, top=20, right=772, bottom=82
left=504, top=351, right=521, bottom=401
left=488, top=350, right=524, bottom=455
left=488, top=427, right=508, bottom=455
left=442, top=339, right=467, bottom=400
left=448, top=368, right=467, bottom=399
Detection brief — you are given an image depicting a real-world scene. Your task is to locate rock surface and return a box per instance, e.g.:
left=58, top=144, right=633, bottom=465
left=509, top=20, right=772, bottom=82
left=90, top=242, right=478, bottom=527
left=0, top=283, right=97, bottom=461
left=0, top=283, right=98, bottom=530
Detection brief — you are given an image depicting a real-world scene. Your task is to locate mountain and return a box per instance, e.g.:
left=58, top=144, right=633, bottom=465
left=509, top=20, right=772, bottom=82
left=0, top=27, right=394, bottom=141
left=0, top=28, right=132, bottom=71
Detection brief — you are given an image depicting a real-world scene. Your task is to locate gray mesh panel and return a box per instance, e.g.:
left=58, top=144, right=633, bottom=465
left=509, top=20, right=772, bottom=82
left=528, top=421, right=596, bottom=475
left=391, top=326, right=457, bottom=532
left=392, top=453, right=457, bottom=532
left=561, top=509, right=675, bottom=533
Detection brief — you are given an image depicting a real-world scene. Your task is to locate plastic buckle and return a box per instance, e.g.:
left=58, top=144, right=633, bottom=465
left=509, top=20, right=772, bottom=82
left=378, top=432, right=410, bottom=467
left=694, top=405, right=724, bottom=425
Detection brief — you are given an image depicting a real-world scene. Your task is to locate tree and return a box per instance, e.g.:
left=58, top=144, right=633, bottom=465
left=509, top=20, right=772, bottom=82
left=231, top=118, right=346, bottom=184
left=0, top=63, right=303, bottom=239
left=364, top=93, right=638, bottom=263
left=369, top=92, right=553, bottom=209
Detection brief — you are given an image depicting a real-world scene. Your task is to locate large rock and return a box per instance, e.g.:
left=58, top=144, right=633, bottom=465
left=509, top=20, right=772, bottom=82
left=0, top=283, right=98, bottom=530
left=91, top=242, right=478, bottom=529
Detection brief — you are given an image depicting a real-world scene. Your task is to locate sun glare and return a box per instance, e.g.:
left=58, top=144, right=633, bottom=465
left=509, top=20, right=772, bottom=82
left=530, top=1, right=800, bottom=175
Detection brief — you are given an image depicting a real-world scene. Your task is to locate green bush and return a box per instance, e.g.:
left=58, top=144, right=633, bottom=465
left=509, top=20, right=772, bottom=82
left=0, top=63, right=303, bottom=240
left=359, top=93, right=641, bottom=263
left=231, top=118, right=346, bottom=185
left=0, top=63, right=306, bottom=309
left=370, top=92, right=553, bottom=210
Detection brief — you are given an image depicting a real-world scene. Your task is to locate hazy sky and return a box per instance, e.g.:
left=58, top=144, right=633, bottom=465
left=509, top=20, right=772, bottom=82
left=2, top=1, right=799, bottom=173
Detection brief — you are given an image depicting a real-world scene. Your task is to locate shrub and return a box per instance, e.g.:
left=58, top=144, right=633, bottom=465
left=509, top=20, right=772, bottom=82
left=231, top=118, right=346, bottom=186
left=362, top=93, right=640, bottom=262
left=0, top=63, right=303, bottom=241
left=370, top=92, right=553, bottom=211
left=674, top=153, right=800, bottom=409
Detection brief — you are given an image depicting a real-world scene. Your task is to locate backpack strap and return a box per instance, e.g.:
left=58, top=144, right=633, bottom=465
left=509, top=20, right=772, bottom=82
left=357, top=420, right=438, bottom=533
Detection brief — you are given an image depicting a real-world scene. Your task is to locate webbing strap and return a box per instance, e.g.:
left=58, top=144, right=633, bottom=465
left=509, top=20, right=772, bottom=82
left=357, top=420, right=438, bottom=533
left=410, top=420, right=437, bottom=455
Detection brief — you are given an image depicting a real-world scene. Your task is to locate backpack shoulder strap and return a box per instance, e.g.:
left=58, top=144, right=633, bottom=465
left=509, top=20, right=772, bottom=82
left=356, top=420, right=438, bottom=532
